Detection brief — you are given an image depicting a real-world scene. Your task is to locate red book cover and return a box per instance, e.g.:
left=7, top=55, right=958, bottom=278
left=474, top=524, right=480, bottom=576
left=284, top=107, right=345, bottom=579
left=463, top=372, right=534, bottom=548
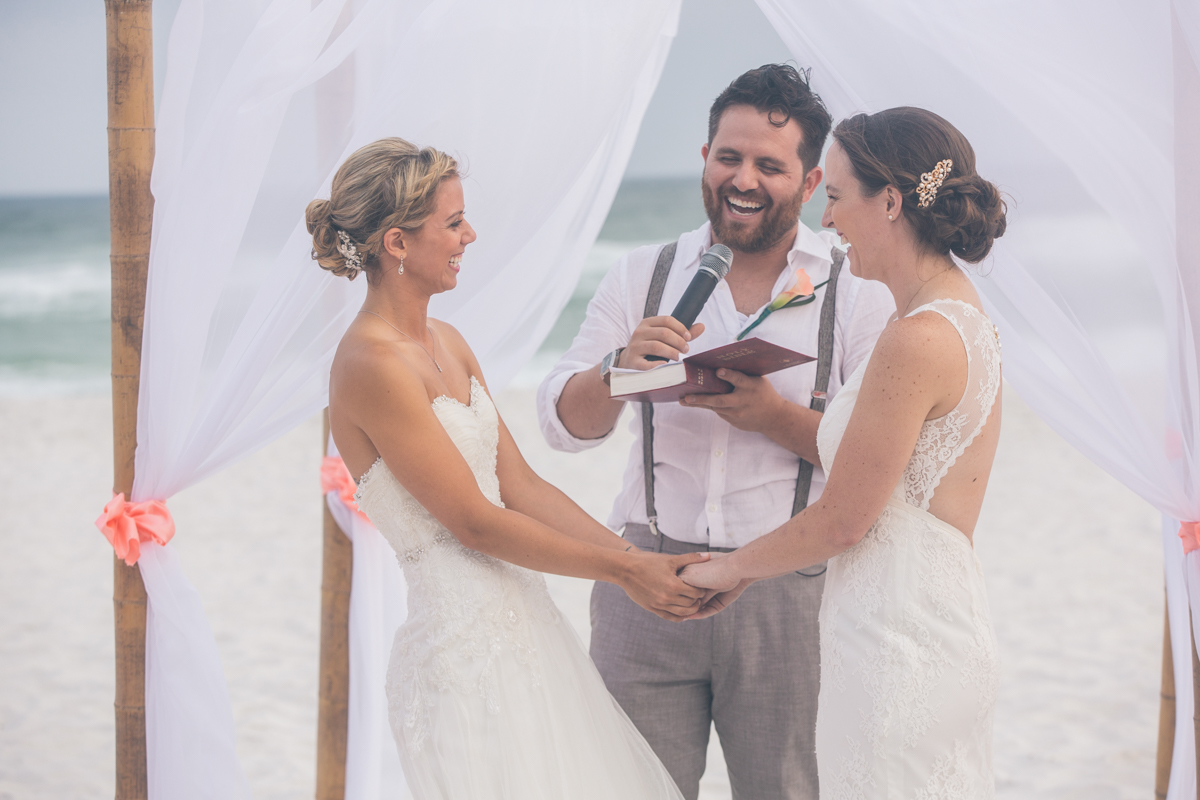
left=609, top=338, right=813, bottom=403
left=685, top=337, right=815, bottom=376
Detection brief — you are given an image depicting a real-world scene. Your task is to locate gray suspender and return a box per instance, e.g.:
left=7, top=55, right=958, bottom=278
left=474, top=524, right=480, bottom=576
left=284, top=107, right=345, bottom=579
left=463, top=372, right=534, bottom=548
left=793, top=245, right=844, bottom=515
left=640, top=242, right=677, bottom=540
left=640, top=242, right=845, bottom=550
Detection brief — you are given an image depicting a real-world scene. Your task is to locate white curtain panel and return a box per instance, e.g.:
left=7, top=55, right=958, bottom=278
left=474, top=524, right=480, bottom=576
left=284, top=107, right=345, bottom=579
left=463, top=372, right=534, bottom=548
left=325, top=435, right=410, bottom=800
left=756, top=0, right=1200, bottom=795
left=130, top=0, right=681, bottom=797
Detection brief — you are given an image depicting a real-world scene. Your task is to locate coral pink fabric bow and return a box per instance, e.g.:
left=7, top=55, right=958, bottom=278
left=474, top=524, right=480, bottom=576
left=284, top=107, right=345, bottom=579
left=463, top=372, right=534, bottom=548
left=321, top=456, right=370, bottom=523
left=95, top=493, right=175, bottom=566
left=1180, top=521, right=1200, bottom=554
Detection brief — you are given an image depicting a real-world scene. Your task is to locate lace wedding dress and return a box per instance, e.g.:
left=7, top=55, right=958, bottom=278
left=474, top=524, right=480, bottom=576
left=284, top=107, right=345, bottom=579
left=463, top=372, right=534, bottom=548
left=814, top=300, right=1002, bottom=799
left=354, top=377, right=684, bottom=800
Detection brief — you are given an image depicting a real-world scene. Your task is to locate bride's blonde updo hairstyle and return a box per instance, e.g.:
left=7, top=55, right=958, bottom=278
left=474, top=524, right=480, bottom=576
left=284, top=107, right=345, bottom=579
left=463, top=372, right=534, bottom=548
left=833, top=107, right=1006, bottom=264
left=306, top=137, right=459, bottom=280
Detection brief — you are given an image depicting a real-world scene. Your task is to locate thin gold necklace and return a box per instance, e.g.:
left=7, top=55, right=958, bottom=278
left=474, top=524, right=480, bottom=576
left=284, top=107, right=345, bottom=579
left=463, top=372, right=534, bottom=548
left=359, top=310, right=442, bottom=372
left=899, top=265, right=955, bottom=319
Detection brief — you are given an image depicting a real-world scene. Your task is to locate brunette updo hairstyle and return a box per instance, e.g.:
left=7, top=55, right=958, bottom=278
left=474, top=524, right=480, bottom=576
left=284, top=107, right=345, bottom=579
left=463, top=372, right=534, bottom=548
left=833, top=107, right=1006, bottom=263
left=306, top=138, right=459, bottom=280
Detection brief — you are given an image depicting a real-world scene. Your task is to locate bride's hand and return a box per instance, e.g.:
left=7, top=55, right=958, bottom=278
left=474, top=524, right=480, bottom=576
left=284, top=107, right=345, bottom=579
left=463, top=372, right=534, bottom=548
left=620, top=551, right=712, bottom=621
left=678, top=554, right=738, bottom=592
left=687, top=579, right=754, bottom=620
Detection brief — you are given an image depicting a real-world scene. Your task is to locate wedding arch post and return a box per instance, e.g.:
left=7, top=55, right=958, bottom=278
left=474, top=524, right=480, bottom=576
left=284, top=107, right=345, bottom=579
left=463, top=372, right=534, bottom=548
left=316, top=413, right=353, bottom=799
left=313, top=27, right=356, bottom=794
left=1156, top=602, right=1175, bottom=800
left=104, top=0, right=155, bottom=798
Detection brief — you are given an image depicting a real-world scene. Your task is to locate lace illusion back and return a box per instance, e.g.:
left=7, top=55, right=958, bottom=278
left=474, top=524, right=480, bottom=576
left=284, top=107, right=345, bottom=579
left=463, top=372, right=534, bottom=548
left=813, top=299, right=1001, bottom=800
left=900, top=300, right=1002, bottom=511
left=354, top=377, right=683, bottom=800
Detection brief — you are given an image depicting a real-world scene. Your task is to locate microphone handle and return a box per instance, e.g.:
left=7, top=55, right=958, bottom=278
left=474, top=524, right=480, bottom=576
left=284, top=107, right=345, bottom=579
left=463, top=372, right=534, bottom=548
left=670, top=268, right=721, bottom=329
left=644, top=269, right=722, bottom=363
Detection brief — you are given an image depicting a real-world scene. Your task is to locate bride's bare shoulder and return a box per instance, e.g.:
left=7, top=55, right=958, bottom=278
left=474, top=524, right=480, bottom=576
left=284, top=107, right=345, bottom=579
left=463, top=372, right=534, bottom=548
left=428, top=318, right=487, bottom=379
left=331, top=324, right=425, bottom=403
left=428, top=318, right=471, bottom=355
left=866, top=311, right=967, bottom=391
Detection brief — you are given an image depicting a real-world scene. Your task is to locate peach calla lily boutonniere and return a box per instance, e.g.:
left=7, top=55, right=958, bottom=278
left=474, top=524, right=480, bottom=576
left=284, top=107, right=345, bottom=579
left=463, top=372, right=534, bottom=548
left=737, top=267, right=829, bottom=340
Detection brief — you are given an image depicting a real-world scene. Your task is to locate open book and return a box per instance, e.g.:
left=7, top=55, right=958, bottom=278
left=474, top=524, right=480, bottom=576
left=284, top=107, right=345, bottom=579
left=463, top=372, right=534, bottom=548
left=609, top=337, right=814, bottom=403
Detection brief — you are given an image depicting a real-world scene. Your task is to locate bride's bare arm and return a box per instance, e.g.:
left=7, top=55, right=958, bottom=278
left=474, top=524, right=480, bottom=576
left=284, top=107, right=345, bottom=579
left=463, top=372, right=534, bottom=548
left=439, top=326, right=632, bottom=553
left=681, top=313, right=965, bottom=592
left=493, top=415, right=630, bottom=549
left=338, top=335, right=708, bottom=620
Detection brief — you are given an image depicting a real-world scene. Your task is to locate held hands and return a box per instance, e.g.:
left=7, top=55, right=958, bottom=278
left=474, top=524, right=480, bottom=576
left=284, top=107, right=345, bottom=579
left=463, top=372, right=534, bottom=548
left=620, top=551, right=713, bottom=621
left=678, top=554, right=751, bottom=620
left=620, top=316, right=706, bottom=370
left=681, top=368, right=786, bottom=433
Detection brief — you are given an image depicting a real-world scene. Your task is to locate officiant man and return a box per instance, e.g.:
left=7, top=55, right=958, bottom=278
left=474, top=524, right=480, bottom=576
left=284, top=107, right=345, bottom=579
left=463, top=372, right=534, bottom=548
left=536, top=64, right=893, bottom=800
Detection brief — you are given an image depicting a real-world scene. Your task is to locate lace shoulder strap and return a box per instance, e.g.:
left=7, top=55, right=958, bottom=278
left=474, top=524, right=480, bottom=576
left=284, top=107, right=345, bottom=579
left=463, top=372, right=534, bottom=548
left=901, top=299, right=1002, bottom=510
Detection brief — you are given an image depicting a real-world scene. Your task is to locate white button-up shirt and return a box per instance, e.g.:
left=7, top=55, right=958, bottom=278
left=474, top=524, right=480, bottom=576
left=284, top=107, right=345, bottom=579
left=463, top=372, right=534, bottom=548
left=537, top=222, right=895, bottom=548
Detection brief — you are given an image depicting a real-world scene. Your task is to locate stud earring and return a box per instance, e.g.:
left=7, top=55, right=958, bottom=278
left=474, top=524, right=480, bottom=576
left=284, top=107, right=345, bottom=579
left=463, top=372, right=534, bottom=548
left=397, top=257, right=404, bottom=276
left=888, top=214, right=894, bottom=220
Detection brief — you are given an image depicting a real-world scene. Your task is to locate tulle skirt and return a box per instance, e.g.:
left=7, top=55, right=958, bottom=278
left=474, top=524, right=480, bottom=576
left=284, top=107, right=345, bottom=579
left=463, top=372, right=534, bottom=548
left=386, top=594, right=684, bottom=800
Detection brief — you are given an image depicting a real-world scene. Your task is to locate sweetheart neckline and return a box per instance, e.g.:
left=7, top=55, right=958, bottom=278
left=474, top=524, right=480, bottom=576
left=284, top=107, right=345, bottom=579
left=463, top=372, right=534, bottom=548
left=354, top=376, right=488, bottom=488
left=430, top=375, right=484, bottom=412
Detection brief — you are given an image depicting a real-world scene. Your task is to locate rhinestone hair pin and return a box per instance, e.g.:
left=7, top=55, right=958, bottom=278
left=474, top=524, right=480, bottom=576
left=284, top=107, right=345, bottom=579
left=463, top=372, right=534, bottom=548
left=336, top=230, right=364, bottom=273
left=916, top=159, right=953, bottom=208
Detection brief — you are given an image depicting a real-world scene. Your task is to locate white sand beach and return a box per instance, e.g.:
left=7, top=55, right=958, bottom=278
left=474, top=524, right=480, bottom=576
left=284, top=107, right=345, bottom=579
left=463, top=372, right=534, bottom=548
left=0, top=383, right=1163, bottom=799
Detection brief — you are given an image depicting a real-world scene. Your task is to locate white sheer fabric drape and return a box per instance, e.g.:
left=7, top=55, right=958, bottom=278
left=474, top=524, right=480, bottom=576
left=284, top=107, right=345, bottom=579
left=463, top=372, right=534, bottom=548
left=325, top=436, right=410, bottom=800
left=130, top=0, right=681, bottom=796
left=756, top=0, right=1200, bottom=795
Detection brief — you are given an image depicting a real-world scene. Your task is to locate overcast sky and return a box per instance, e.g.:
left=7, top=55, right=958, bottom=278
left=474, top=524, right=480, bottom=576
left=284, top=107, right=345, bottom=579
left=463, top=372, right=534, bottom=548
left=0, top=0, right=792, bottom=196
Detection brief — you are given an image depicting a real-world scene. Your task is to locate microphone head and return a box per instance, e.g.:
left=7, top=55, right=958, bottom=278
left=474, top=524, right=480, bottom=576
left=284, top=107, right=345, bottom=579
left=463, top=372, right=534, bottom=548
left=699, top=244, right=733, bottom=280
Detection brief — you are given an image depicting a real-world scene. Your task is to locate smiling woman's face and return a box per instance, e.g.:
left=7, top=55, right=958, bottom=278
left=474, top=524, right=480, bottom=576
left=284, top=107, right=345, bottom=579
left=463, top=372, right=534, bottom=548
left=821, top=142, right=890, bottom=279
left=397, top=176, right=477, bottom=293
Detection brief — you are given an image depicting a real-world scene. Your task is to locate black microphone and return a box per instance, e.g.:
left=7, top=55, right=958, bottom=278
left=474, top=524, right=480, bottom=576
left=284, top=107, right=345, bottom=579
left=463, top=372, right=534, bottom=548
left=646, top=244, right=733, bottom=362
left=670, top=244, right=733, bottom=328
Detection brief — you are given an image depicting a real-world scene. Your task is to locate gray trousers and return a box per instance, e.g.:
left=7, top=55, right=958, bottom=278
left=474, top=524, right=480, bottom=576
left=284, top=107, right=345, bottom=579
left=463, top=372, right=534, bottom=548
left=590, top=524, right=822, bottom=800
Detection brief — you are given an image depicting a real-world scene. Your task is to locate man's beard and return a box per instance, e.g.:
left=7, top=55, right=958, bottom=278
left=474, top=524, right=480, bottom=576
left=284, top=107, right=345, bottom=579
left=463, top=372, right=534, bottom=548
left=702, top=173, right=805, bottom=254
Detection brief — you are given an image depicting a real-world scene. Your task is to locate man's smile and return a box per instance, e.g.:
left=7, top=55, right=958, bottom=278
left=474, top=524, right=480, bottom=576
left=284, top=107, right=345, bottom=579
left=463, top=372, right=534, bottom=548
left=724, top=194, right=767, bottom=218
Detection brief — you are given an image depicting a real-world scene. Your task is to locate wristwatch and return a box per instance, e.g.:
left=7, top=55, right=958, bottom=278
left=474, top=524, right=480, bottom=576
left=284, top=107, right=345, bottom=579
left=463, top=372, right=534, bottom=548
left=600, top=347, right=625, bottom=386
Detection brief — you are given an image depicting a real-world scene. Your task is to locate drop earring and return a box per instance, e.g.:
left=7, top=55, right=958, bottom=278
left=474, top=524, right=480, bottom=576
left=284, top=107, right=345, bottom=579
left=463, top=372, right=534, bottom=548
left=397, top=257, right=404, bottom=276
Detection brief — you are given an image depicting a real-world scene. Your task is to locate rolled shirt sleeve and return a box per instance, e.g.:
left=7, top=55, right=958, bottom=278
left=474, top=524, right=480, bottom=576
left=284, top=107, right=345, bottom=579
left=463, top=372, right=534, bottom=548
left=536, top=246, right=657, bottom=453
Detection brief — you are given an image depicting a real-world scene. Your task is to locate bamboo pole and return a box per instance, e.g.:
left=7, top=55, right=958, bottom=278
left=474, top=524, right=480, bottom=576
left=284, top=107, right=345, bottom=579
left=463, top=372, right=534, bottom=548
left=313, top=7, right=356, bottom=790
left=316, top=410, right=353, bottom=800
left=1157, top=600, right=1176, bottom=800
left=105, top=2, right=155, bottom=799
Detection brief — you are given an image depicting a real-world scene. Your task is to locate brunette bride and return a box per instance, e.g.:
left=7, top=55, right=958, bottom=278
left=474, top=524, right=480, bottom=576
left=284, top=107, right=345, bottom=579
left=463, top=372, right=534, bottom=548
left=682, top=107, right=1007, bottom=798
left=310, top=137, right=701, bottom=799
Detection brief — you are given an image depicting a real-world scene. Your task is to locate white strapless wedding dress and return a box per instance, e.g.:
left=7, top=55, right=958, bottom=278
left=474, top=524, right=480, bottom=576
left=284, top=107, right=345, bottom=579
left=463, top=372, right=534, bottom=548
left=354, top=377, right=684, bottom=800
left=814, top=300, right=1002, bottom=799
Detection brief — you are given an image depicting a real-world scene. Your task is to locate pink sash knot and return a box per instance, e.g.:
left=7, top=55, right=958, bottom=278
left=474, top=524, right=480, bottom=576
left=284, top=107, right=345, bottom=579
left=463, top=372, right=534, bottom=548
left=95, top=493, right=175, bottom=566
left=1180, top=521, right=1200, bottom=554
left=321, top=456, right=370, bottom=523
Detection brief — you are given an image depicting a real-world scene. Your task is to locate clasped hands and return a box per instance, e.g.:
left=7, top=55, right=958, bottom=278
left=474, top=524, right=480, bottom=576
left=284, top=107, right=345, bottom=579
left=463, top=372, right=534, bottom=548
left=624, top=548, right=751, bottom=622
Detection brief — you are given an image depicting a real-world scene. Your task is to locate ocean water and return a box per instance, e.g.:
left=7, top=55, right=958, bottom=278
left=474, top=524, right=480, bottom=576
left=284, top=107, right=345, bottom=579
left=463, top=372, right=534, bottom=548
left=0, top=196, right=112, bottom=394
left=0, top=178, right=826, bottom=396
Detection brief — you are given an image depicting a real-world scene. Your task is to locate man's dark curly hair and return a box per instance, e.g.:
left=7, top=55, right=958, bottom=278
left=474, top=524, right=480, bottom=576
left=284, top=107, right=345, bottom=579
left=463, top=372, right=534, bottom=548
left=707, top=64, right=832, bottom=174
